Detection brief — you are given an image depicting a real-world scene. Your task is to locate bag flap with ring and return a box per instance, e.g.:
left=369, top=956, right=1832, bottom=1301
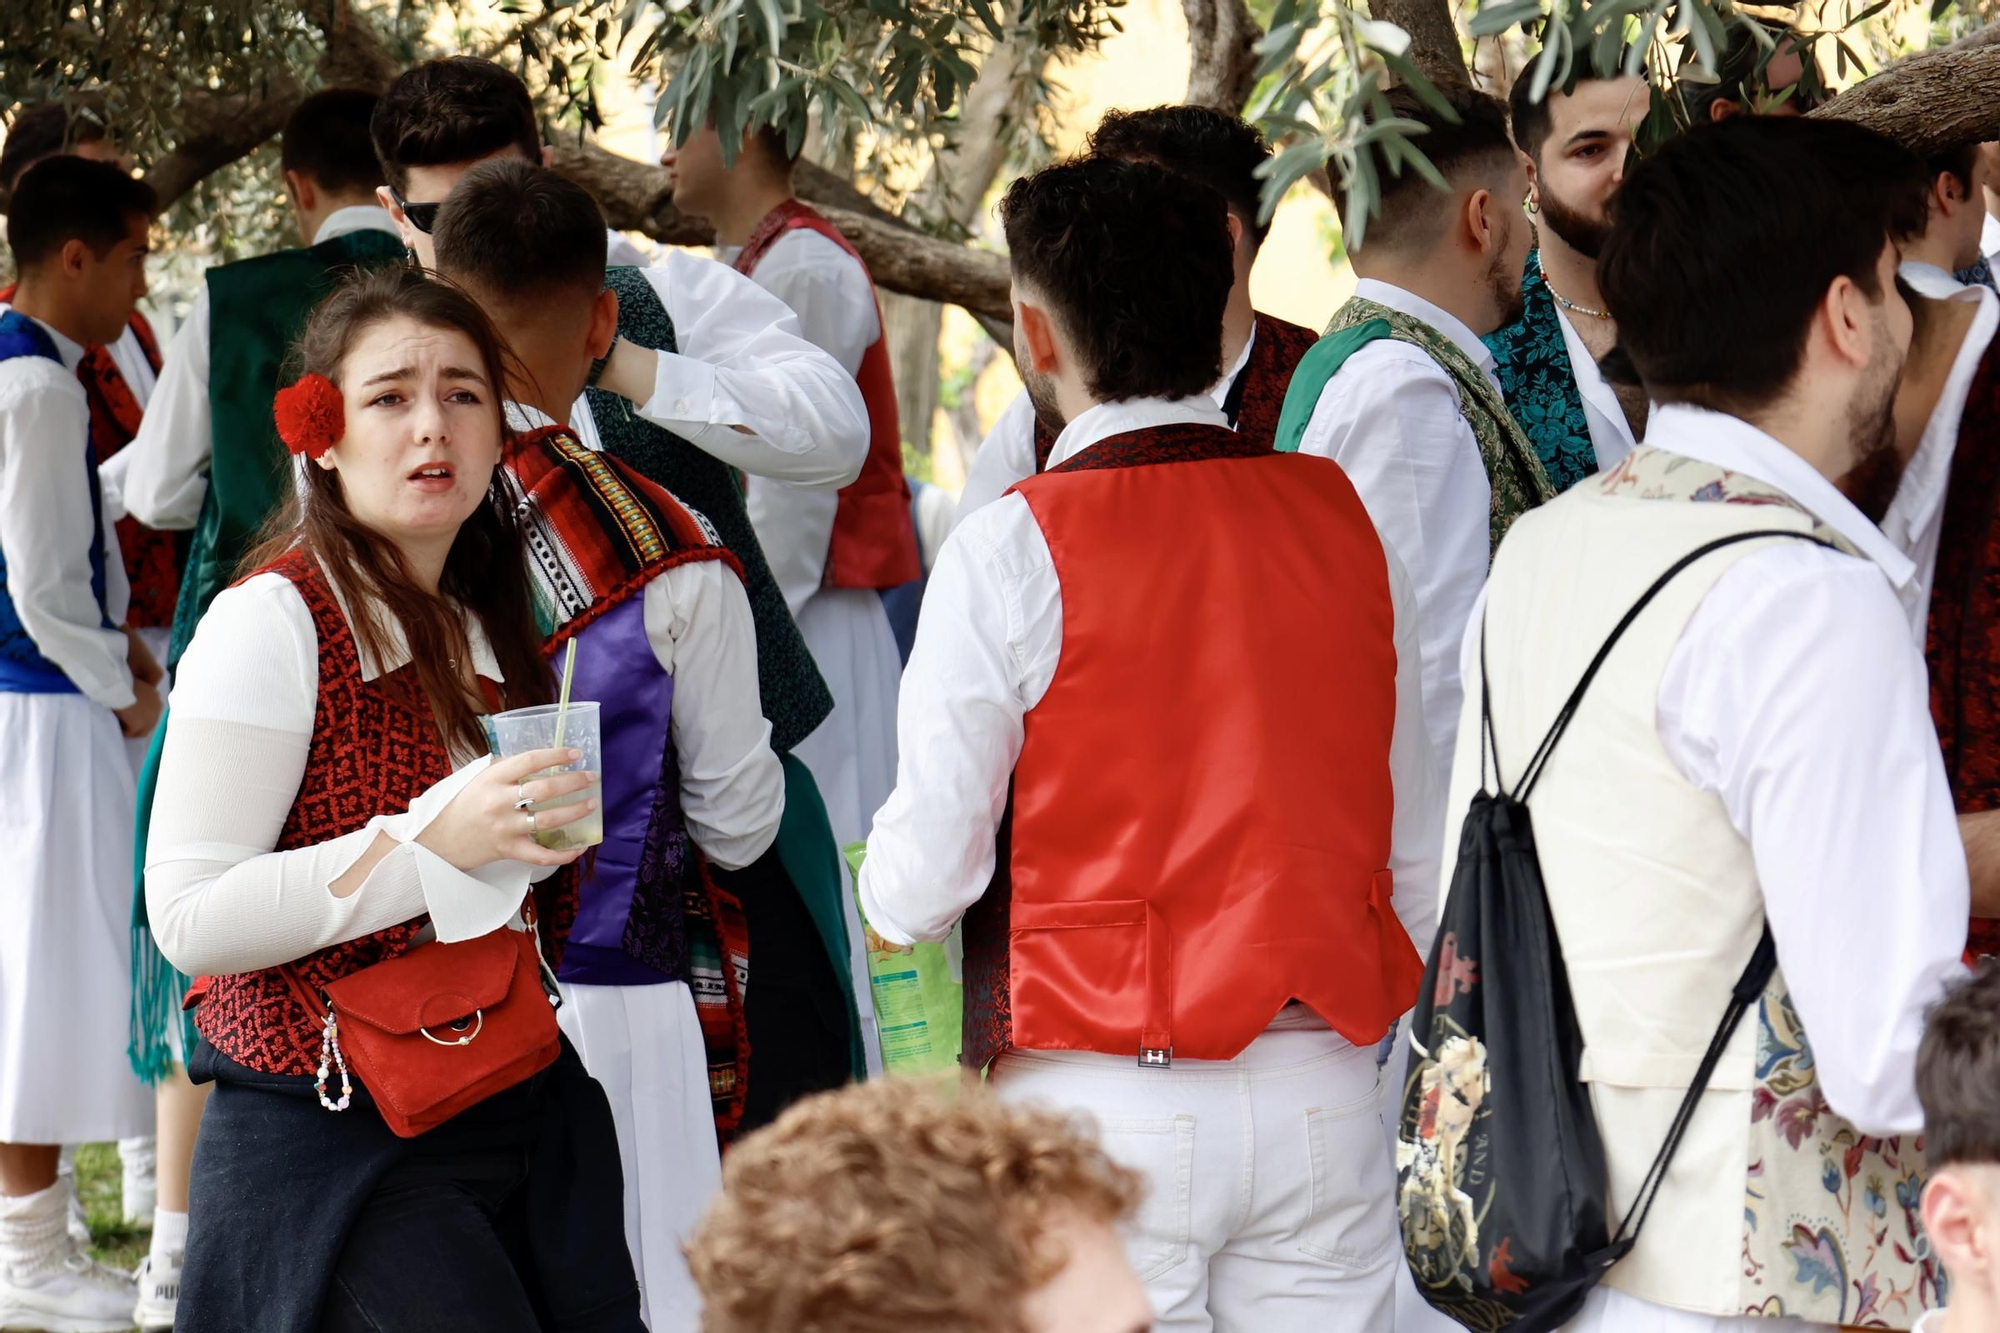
left=322, top=929, right=520, bottom=1035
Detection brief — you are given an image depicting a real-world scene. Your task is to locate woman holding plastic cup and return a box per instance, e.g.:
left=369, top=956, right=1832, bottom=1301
left=143, top=267, right=642, bottom=1333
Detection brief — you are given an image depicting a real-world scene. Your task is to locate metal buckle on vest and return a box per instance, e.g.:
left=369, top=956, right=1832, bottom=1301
left=1138, top=1046, right=1173, bottom=1069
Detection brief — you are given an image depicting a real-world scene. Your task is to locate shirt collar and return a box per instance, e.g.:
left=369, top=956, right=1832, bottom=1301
left=313, top=205, right=401, bottom=246
left=0, top=304, right=87, bottom=373
left=505, top=400, right=565, bottom=433
left=1207, top=321, right=1258, bottom=405
left=1552, top=304, right=1637, bottom=451
left=1984, top=212, right=2000, bottom=262
left=1047, top=396, right=1231, bottom=470
left=1353, top=278, right=1497, bottom=374
left=1883, top=288, right=2000, bottom=554
left=1900, top=260, right=1978, bottom=303
left=1645, top=404, right=1916, bottom=589
left=306, top=554, right=505, bottom=685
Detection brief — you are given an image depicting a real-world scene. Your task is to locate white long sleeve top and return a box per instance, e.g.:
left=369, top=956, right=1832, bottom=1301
left=860, top=395, right=1443, bottom=961
left=568, top=251, right=869, bottom=493
left=0, top=307, right=134, bottom=708
left=147, top=552, right=784, bottom=978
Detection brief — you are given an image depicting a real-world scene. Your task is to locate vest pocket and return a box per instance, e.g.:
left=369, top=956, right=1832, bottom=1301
left=1299, top=1087, right=1397, bottom=1268
left=1008, top=899, right=1165, bottom=1057
left=1096, top=1115, right=1194, bottom=1281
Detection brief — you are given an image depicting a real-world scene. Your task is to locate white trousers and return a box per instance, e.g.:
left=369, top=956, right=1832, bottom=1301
left=992, top=1022, right=1398, bottom=1333
left=557, top=980, right=721, bottom=1333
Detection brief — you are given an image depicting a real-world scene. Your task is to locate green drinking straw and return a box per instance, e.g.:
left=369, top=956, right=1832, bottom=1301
left=553, top=637, right=578, bottom=750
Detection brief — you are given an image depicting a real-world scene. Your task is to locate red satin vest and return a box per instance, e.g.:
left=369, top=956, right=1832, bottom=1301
left=734, top=201, right=920, bottom=590
left=961, top=421, right=1423, bottom=1070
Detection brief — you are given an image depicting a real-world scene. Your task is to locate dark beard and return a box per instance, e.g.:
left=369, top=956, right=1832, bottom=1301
left=1539, top=182, right=1614, bottom=261
left=1841, top=340, right=1909, bottom=525
left=1023, top=366, right=1066, bottom=437
left=1488, top=245, right=1527, bottom=330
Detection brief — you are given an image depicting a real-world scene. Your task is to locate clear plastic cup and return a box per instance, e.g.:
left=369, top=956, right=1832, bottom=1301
left=486, top=701, right=604, bottom=851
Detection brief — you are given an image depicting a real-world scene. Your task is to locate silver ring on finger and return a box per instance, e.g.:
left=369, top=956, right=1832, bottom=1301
left=514, top=783, right=532, bottom=811
left=526, top=809, right=538, bottom=835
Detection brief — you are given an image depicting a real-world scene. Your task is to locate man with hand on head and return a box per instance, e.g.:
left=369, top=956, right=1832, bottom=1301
left=862, top=154, right=1438, bottom=1330
left=377, top=55, right=882, bottom=1086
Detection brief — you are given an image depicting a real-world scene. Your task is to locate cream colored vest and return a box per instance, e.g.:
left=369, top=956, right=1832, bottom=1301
left=1444, top=446, right=1941, bottom=1325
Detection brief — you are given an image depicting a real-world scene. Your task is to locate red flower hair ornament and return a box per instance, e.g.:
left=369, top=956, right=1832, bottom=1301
left=273, top=372, right=343, bottom=460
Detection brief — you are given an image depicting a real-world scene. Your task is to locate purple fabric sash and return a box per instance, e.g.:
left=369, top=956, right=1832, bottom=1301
left=556, top=594, right=688, bottom=986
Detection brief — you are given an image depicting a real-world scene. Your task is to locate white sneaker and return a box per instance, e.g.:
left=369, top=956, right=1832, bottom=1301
left=119, top=1143, right=157, bottom=1232
left=0, top=1246, right=141, bottom=1333
left=132, top=1252, right=177, bottom=1331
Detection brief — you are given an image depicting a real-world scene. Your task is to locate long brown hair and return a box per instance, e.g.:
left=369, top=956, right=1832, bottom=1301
left=243, top=265, right=551, bottom=754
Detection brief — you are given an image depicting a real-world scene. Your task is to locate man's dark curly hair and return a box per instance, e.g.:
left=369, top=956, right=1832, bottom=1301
left=1086, top=104, right=1276, bottom=248
left=999, top=156, right=1233, bottom=403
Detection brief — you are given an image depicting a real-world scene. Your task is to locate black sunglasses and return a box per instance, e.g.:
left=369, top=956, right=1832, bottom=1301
left=391, top=187, right=441, bottom=234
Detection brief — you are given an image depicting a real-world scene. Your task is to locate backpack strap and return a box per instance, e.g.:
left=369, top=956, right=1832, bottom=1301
left=1478, top=525, right=1835, bottom=1269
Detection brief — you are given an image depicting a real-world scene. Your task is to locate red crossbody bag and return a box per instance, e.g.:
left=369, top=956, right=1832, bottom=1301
left=281, top=914, right=562, bottom=1139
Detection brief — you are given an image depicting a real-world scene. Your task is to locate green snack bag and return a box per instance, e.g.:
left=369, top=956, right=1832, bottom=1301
left=843, top=842, right=963, bottom=1076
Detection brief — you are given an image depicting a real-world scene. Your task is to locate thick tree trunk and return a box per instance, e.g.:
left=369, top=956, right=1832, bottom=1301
left=1370, top=0, right=1472, bottom=90
left=1183, top=0, right=1263, bottom=112
left=1812, top=41, right=2000, bottom=157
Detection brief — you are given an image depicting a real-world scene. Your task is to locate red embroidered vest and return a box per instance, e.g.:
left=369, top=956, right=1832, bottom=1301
left=191, top=554, right=577, bottom=1075
left=1028, top=311, right=1319, bottom=473
left=961, top=421, right=1423, bottom=1070
left=0, top=284, right=180, bottom=628
left=1927, top=338, right=2000, bottom=959
left=734, top=201, right=920, bottom=590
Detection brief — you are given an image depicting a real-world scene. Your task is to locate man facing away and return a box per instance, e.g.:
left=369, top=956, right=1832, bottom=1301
left=1899, top=145, right=1993, bottom=300
left=1460, top=116, right=1965, bottom=1332
left=434, top=158, right=787, bottom=1333
left=661, top=112, right=917, bottom=856
left=1275, top=84, right=1541, bottom=785
left=376, top=55, right=885, bottom=1087
left=861, top=154, right=1439, bottom=1330
left=1914, top=963, right=2000, bottom=1333
left=1487, top=64, right=1650, bottom=486
left=955, top=104, right=1320, bottom=522
left=0, top=156, right=159, bottom=1333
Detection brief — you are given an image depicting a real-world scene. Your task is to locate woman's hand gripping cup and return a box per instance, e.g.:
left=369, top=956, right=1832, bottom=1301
left=417, top=748, right=599, bottom=870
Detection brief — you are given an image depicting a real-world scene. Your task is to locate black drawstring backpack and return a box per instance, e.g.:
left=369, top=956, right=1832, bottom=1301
left=1396, top=530, right=1827, bottom=1330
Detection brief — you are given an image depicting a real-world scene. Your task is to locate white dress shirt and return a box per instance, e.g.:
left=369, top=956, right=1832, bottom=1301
left=1882, top=285, right=2000, bottom=640
left=147, top=549, right=784, bottom=977
left=1461, top=405, right=1967, bottom=1140
left=1295, top=277, right=1496, bottom=786
left=1983, top=211, right=2000, bottom=266
left=955, top=324, right=1262, bottom=525
left=106, top=205, right=401, bottom=530
left=0, top=307, right=134, bottom=709
left=568, top=251, right=868, bottom=490
left=718, top=227, right=881, bottom=615
left=1552, top=304, right=1636, bottom=472
left=861, top=395, right=1442, bottom=963
left=1903, top=259, right=1978, bottom=302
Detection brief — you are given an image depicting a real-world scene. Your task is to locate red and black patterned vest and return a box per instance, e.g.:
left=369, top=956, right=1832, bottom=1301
left=1028, top=311, right=1319, bottom=473
left=1928, top=338, right=2000, bottom=959
left=191, top=553, right=576, bottom=1075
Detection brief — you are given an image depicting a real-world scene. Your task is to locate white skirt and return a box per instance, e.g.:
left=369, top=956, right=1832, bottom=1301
left=557, top=980, right=721, bottom=1333
left=789, top=585, right=901, bottom=1079
left=0, top=691, right=151, bottom=1143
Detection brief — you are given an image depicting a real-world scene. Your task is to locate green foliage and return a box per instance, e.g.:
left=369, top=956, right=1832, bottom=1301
left=1251, top=0, right=1903, bottom=247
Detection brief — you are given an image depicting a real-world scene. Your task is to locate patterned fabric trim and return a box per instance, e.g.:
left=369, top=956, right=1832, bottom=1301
left=1483, top=250, right=1598, bottom=495
left=1040, top=421, right=1268, bottom=477
left=1327, top=296, right=1557, bottom=558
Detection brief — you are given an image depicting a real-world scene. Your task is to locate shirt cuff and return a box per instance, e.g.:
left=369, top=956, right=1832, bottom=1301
left=364, top=756, right=529, bottom=943
left=643, top=353, right=721, bottom=434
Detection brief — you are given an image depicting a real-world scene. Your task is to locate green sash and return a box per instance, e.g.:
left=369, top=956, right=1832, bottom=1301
left=130, top=227, right=403, bottom=1083
left=1274, top=296, right=1557, bottom=557
left=772, top=754, right=865, bottom=1079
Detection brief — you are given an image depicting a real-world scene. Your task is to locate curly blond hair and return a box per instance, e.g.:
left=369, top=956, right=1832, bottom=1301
left=688, top=1079, right=1141, bottom=1333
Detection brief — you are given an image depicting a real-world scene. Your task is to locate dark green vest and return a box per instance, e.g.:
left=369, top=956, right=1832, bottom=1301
left=588, top=266, right=832, bottom=754
left=168, top=227, right=406, bottom=666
